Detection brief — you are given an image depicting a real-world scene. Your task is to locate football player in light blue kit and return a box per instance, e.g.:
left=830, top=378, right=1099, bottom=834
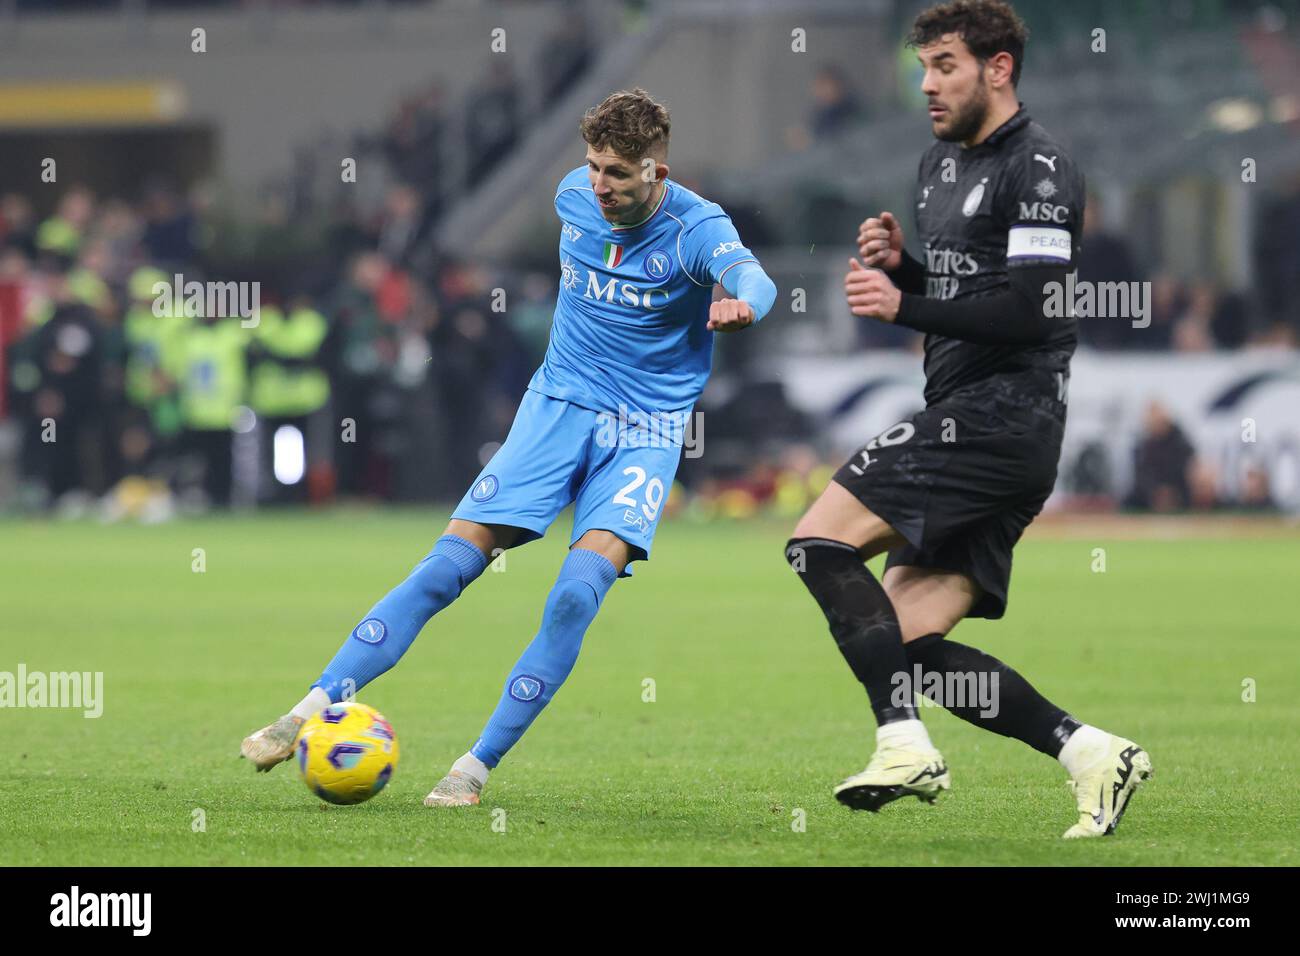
left=241, top=88, right=777, bottom=806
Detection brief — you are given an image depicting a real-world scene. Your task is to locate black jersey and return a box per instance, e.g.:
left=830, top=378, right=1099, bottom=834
left=911, top=107, right=1084, bottom=406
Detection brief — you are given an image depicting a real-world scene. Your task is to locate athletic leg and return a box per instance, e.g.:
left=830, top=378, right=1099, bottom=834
left=886, top=565, right=1081, bottom=756
left=425, top=530, right=625, bottom=806
left=788, top=482, right=913, bottom=725
left=887, top=564, right=1152, bottom=838
left=240, top=519, right=510, bottom=771
left=306, top=520, right=512, bottom=704
left=787, top=481, right=949, bottom=810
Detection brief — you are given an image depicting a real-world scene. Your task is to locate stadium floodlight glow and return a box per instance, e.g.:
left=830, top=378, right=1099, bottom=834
left=273, top=425, right=306, bottom=485
left=1207, top=98, right=1263, bottom=133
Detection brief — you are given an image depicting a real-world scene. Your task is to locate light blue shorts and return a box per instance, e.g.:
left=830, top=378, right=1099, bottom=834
left=452, top=389, right=685, bottom=571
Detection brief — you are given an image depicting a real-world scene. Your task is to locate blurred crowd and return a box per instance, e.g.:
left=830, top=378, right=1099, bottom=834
left=1073, top=192, right=1300, bottom=352
left=0, top=14, right=598, bottom=517
left=0, top=182, right=553, bottom=516
left=1123, top=401, right=1275, bottom=513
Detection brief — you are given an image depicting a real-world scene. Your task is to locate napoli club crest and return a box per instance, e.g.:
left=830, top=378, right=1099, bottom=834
left=509, top=675, right=545, bottom=702
left=644, top=249, right=674, bottom=281
left=353, top=619, right=387, bottom=645
left=471, top=474, right=499, bottom=502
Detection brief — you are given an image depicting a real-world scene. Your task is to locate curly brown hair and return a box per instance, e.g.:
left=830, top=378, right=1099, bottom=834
left=579, top=88, right=671, bottom=162
left=907, top=0, right=1029, bottom=87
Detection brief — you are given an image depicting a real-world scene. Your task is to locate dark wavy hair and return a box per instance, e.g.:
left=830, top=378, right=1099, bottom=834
left=907, top=0, right=1030, bottom=87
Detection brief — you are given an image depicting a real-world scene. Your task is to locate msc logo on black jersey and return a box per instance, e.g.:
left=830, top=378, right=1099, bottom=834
left=1019, top=201, right=1071, bottom=224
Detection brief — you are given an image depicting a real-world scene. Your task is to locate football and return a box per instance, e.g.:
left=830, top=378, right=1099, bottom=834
left=296, top=702, right=399, bottom=805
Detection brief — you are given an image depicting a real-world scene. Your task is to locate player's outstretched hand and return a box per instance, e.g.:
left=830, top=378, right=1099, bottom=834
left=844, top=258, right=901, bottom=323
left=707, top=297, right=755, bottom=333
left=857, top=211, right=904, bottom=271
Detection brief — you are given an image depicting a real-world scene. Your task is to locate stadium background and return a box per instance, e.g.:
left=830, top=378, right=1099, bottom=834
left=2, top=0, right=1298, bottom=518
left=1, top=0, right=1298, bottom=870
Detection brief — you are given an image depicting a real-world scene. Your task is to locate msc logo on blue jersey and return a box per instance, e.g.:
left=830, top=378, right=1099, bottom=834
left=509, top=675, right=545, bottom=702
left=471, top=474, right=499, bottom=502
left=353, top=618, right=387, bottom=645
left=644, top=249, right=674, bottom=281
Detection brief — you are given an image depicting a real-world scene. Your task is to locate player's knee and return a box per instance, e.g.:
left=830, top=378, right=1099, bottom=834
left=444, top=519, right=486, bottom=549
left=546, top=579, right=598, bottom=630
left=894, top=603, right=961, bottom=643
left=537, top=579, right=599, bottom=671
left=531, top=549, right=618, bottom=670
left=413, top=554, right=463, bottom=606
left=785, top=536, right=846, bottom=571
left=901, top=632, right=946, bottom=665
left=571, top=531, right=631, bottom=574
left=415, top=534, right=489, bottom=604
left=792, top=484, right=901, bottom=557
left=791, top=507, right=837, bottom=542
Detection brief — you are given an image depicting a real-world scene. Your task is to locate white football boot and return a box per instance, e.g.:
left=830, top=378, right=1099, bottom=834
left=423, top=770, right=483, bottom=807
left=240, top=714, right=305, bottom=772
left=1063, top=735, right=1152, bottom=839
left=834, top=741, right=951, bottom=812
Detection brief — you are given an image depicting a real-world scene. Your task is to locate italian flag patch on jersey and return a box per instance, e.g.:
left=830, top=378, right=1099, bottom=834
left=602, top=242, right=623, bottom=268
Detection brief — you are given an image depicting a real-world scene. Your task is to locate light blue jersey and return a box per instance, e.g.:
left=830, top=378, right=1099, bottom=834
left=454, top=168, right=775, bottom=567
left=528, top=166, right=764, bottom=419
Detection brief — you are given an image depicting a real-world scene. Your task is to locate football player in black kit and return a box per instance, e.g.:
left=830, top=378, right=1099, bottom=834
left=786, top=0, right=1151, bottom=838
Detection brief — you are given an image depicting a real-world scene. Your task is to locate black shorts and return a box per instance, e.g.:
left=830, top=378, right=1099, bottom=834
left=832, top=378, right=1066, bottom=620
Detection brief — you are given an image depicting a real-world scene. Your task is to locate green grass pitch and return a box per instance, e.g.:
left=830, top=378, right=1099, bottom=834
left=2, top=509, right=1296, bottom=866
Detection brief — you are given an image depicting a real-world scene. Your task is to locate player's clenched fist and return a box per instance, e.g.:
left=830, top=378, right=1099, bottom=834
left=857, top=211, right=904, bottom=271
left=707, top=298, right=755, bottom=332
left=844, top=257, right=901, bottom=323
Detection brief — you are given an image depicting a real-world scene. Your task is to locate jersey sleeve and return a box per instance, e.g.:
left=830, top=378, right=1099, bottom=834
left=679, top=211, right=759, bottom=287
left=998, top=146, right=1084, bottom=270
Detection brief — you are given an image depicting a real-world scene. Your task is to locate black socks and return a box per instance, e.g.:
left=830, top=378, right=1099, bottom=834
left=785, top=537, right=916, bottom=725
left=904, top=633, right=1080, bottom=757
left=786, top=534, right=1080, bottom=755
